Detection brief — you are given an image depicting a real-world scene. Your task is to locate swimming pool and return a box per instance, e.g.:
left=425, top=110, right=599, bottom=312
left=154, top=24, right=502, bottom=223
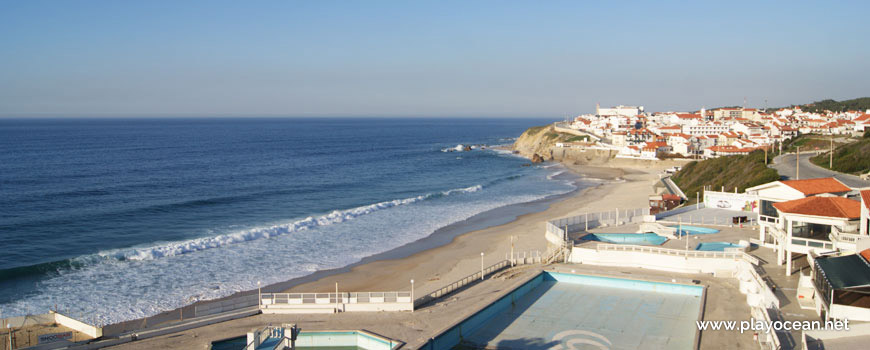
left=423, top=271, right=704, bottom=350
left=210, top=330, right=400, bottom=350
left=669, top=225, right=720, bottom=235
left=580, top=232, right=668, bottom=245
left=695, top=242, right=741, bottom=251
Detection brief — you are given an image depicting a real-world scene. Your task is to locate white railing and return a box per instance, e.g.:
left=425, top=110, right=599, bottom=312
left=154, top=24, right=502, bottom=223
left=790, top=237, right=835, bottom=250
left=546, top=207, right=650, bottom=238
left=504, top=250, right=542, bottom=265
left=261, top=291, right=412, bottom=306
left=830, top=226, right=863, bottom=244
left=759, top=215, right=780, bottom=225
left=743, top=262, right=780, bottom=308
left=595, top=243, right=760, bottom=265
left=416, top=260, right=511, bottom=307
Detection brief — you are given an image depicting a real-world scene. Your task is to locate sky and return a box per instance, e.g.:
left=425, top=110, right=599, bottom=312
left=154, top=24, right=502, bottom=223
left=1, top=0, right=869, bottom=117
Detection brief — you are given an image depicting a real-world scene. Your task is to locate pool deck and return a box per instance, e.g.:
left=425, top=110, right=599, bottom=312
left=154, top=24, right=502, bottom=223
left=105, top=263, right=757, bottom=350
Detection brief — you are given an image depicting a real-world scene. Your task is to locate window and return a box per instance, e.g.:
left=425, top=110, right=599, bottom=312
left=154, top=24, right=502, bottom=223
left=760, top=200, right=778, bottom=217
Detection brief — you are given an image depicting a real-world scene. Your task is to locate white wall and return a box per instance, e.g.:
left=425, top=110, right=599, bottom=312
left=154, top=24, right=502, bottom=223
left=569, top=246, right=742, bottom=275
left=704, top=191, right=759, bottom=212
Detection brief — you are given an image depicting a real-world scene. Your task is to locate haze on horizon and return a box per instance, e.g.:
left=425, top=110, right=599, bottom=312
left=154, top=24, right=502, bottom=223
left=1, top=0, right=869, bottom=118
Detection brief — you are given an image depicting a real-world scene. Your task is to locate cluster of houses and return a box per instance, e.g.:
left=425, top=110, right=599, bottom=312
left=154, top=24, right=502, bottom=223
left=559, top=104, right=870, bottom=160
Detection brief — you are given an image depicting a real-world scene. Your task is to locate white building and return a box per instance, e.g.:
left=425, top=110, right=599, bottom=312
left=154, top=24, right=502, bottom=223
left=597, top=104, right=643, bottom=117
left=748, top=178, right=858, bottom=276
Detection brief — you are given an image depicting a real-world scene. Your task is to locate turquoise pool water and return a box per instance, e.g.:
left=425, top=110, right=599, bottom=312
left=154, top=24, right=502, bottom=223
left=581, top=232, right=668, bottom=245
left=669, top=225, right=720, bottom=235
left=695, top=242, right=741, bottom=251
left=423, top=271, right=704, bottom=350
left=210, top=330, right=396, bottom=350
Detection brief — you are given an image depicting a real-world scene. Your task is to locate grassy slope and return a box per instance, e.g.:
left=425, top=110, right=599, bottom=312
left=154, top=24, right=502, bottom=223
left=671, top=150, right=780, bottom=202
left=810, top=132, right=870, bottom=175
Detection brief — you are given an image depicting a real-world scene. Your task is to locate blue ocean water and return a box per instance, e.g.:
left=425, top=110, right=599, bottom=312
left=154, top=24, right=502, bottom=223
left=0, top=117, right=574, bottom=324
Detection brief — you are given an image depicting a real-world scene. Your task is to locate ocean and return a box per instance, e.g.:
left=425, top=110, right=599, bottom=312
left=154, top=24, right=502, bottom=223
left=0, top=117, right=576, bottom=325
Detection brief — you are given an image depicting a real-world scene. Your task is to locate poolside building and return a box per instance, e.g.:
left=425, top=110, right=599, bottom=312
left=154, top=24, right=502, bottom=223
left=747, top=178, right=861, bottom=275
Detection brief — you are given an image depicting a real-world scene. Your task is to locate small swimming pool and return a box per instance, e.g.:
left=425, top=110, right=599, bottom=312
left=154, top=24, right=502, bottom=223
left=669, top=225, right=720, bottom=235
left=695, top=242, right=741, bottom=251
left=211, top=330, right=400, bottom=350
left=581, top=232, right=668, bottom=245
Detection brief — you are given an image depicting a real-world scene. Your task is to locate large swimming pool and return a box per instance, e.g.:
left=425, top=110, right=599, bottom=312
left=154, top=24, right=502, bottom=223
left=580, top=232, right=668, bottom=245
left=423, top=271, right=705, bottom=350
left=669, top=225, right=720, bottom=235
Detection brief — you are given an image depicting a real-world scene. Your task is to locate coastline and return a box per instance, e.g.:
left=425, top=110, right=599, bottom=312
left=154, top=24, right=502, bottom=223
left=270, top=163, right=641, bottom=297
left=103, top=160, right=662, bottom=334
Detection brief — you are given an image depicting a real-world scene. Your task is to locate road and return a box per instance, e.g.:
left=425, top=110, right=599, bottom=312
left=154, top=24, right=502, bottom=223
left=770, top=152, right=870, bottom=188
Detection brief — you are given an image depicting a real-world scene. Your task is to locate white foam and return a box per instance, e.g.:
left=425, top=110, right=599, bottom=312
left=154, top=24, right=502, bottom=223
left=99, top=184, right=483, bottom=262
left=547, top=170, right=566, bottom=180
left=1, top=174, right=576, bottom=326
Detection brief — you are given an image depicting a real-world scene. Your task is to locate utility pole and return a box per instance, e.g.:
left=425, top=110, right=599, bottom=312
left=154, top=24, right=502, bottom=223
left=830, top=136, right=834, bottom=169
left=796, top=146, right=800, bottom=180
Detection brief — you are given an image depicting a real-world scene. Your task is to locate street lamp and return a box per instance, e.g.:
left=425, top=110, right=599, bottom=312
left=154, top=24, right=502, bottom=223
left=410, top=279, right=415, bottom=312
left=480, top=252, right=485, bottom=281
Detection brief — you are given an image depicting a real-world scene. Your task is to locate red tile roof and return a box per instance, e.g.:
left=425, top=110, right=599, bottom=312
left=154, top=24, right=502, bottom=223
left=662, top=194, right=681, bottom=201
left=780, top=177, right=851, bottom=195
left=772, top=196, right=861, bottom=219
left=862, top=190, right=870, bottom=210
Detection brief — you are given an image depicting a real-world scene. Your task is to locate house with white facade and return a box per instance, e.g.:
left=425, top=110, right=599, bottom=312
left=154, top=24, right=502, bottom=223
left=748, top=178, right=859, bottom=276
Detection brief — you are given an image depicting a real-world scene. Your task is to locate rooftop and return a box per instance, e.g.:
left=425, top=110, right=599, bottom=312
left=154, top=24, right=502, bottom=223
left=780, top=177, right=851, bottom=195
left=772, top=196, right=861, bottom=219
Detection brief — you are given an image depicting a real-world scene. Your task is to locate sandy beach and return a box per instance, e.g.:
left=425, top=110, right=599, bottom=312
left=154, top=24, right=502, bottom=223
left=275, top=162, right=663, bottom=299
left=104, top=160, right=707, bottom=350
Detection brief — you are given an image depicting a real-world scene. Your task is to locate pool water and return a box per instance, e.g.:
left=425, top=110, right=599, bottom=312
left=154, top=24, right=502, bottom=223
left=669, top=225, right=720, bottom=235
left=210, top=336, right=247, bottom=350
left=424, top=271, right=704, bottom=350
left=695, top=242, right=741, bottom=251
left=210, top=330, right=393, bottom=350
left=581, top=232, right=668, bottom=245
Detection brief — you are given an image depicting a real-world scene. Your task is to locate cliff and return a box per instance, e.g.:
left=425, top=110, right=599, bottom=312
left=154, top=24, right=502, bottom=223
left=512, top=125, right=615, bottom=164
left=512, top=125, right=570, bottom=160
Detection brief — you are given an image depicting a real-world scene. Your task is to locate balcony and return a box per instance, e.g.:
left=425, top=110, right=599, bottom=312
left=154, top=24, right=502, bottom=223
left=759, top=215, right=780, bottom=225
left=790, top=237, right=835, bottom=252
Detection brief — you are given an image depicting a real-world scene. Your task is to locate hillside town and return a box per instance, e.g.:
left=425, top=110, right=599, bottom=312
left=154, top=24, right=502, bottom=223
left=556, top=104, right=870, bottom=159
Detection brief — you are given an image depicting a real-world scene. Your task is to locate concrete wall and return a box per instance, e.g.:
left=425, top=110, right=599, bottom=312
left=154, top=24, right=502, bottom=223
left=569, top=246, right=742, bottom=276
left=53, top=312, right=102, bottom=338
left=830, top=304, right=870, bottom=322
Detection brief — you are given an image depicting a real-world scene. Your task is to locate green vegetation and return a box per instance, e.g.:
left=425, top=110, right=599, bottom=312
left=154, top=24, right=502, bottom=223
left=525, top=125, right=548, bottom=135
left=780, top=134, right=851, bottom=153
left=809, top=131, right=870, bottom=175
left=565, top=135, right=590, bottom=142
left=672, top=150, right=780, bottom=204
left=797, top=97, right=870, bottom=113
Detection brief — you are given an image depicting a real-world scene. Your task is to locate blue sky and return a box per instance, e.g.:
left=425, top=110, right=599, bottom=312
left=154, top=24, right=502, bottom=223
left=1, top=0, right=868, bottom=117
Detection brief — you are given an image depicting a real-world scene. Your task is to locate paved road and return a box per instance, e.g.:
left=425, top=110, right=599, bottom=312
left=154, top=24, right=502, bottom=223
left=770, top=152, right=870, bottom=188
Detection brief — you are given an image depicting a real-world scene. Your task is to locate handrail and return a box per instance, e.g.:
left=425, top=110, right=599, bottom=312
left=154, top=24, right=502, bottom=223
left=261, top=291, right=412, bottom=305
left=595, top=243, right=760, bottom=265
left=416, top=259, right=511, bottom=307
